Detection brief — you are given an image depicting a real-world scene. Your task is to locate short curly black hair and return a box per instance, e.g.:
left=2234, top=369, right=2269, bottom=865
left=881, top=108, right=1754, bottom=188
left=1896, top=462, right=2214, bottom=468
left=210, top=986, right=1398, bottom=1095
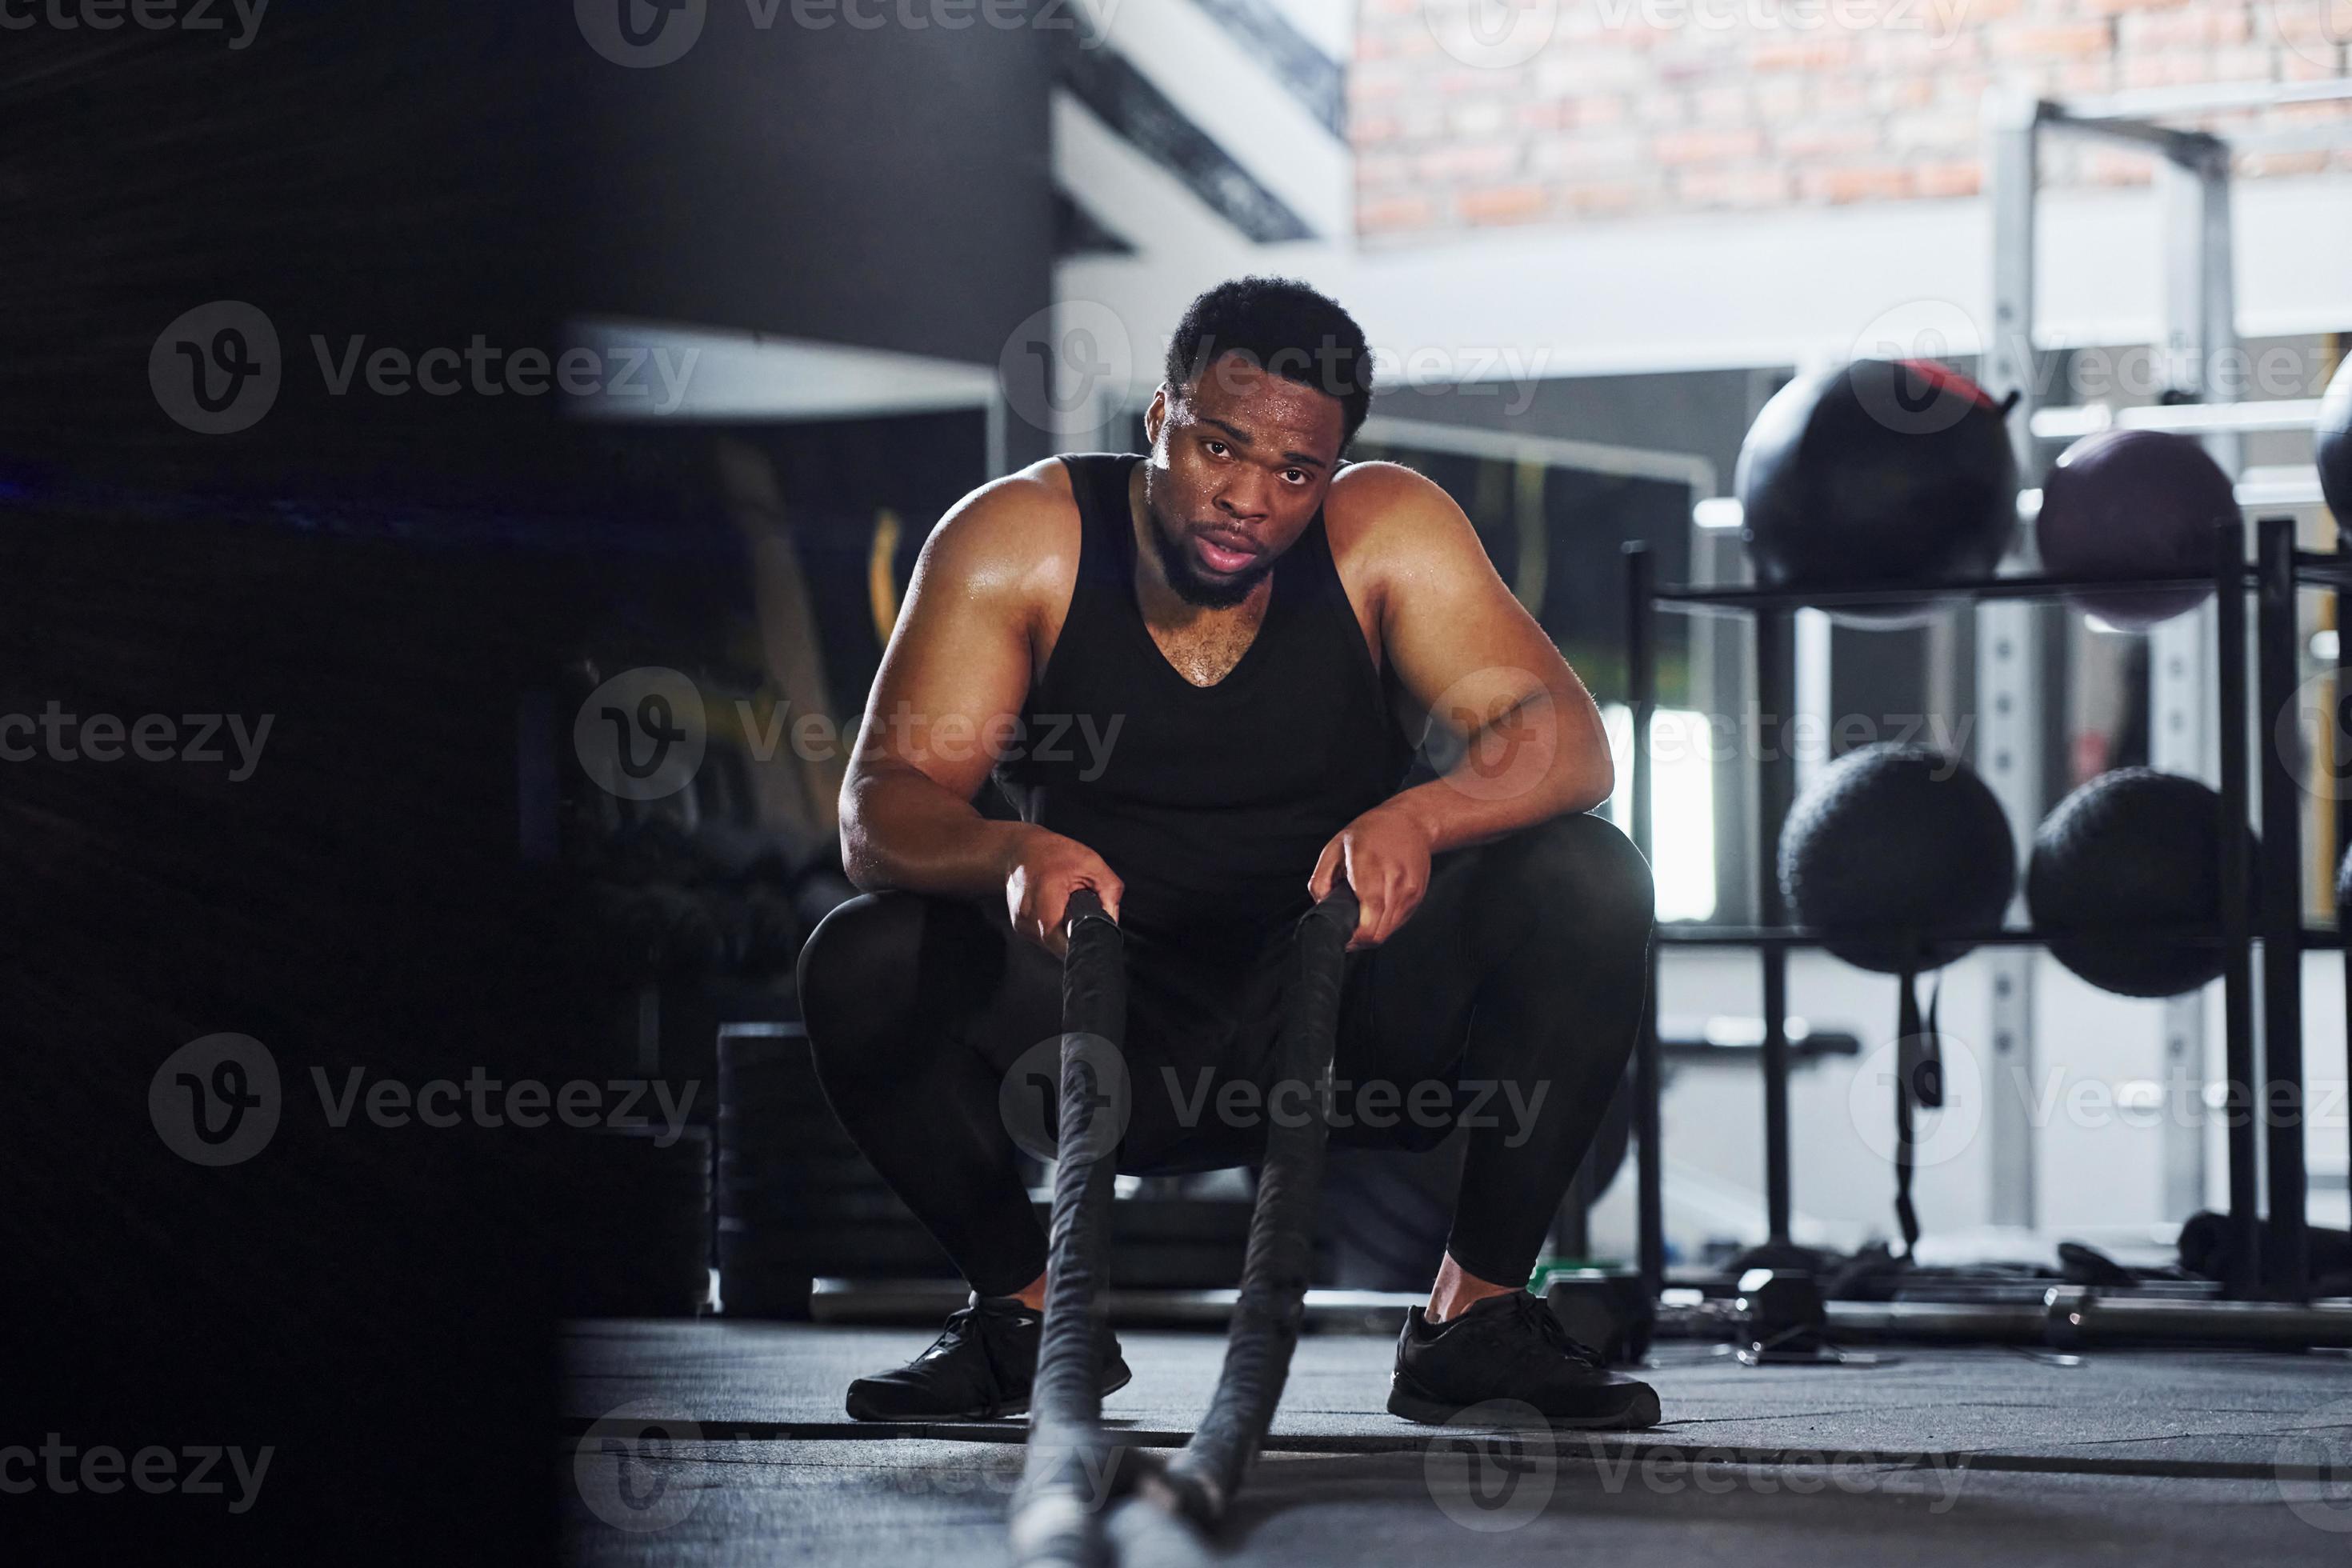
left=1163, top=277, right=1374, bottom=446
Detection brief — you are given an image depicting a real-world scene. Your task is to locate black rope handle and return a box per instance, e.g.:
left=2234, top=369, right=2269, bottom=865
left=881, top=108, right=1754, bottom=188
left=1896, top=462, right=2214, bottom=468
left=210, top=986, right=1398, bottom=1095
left=1010, top=883, right=1127, bottom=1568
left=1016, top=878, right=1358, bottom=1563
left=1154, top=877, right=1358, bottom=1529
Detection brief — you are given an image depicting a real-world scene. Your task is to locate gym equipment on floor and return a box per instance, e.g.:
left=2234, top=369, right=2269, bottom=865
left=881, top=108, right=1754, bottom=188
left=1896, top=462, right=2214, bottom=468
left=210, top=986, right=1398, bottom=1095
left=1534, top=1265, right=1654, bottom=1367
left=1011, top=881, right=1357, bottom=1568
left=716, top=1022, right=954, bottom=1318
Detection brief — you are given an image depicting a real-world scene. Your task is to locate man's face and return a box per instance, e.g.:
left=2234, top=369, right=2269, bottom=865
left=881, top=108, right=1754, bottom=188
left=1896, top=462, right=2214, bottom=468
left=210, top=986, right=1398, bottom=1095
left=1140, top=353, right=1347, bottom=609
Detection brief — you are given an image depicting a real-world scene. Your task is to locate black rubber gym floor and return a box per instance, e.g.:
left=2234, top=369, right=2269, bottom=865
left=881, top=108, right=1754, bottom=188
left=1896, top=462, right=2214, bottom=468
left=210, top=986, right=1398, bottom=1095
left=562, top=1322, right=2352, bottom=1565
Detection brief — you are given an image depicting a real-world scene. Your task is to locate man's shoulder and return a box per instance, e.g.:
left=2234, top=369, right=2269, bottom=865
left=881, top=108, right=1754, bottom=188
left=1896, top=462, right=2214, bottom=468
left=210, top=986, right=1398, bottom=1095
left=1328, top=458, right=1441, bottom=506
left=1322, top=459, right=1477, bottom=586
left=916, top=458, right=1085, bottom=608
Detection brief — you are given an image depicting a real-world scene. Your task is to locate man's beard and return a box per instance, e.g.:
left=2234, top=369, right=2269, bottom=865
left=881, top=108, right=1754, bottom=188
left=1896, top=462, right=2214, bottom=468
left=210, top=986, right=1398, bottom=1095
left=1142, top=490, right=1277, bottom=610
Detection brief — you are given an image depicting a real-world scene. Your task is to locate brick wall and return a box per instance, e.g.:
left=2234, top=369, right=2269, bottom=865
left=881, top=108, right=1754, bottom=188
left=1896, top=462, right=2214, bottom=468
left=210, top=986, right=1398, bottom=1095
left=1354, top=0, right=2352, bottom=235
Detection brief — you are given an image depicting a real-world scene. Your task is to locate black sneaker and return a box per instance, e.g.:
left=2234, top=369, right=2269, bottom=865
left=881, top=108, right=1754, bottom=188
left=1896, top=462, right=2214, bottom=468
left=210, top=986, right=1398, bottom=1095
left=1388, top=1291, right=1661, bottom=1430
left=844, top=1294, right=1132, bottom=1422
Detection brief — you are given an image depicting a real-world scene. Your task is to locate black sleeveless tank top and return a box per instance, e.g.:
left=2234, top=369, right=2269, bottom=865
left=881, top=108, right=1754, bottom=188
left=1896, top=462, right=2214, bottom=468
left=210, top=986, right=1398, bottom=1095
left=994, top=454, right=1412, bottom=962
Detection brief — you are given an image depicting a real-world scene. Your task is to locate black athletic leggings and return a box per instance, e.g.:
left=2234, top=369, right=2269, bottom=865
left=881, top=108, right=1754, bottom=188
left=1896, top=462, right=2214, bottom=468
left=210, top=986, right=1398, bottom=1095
left=798, top=811, right=1654, bottom=1298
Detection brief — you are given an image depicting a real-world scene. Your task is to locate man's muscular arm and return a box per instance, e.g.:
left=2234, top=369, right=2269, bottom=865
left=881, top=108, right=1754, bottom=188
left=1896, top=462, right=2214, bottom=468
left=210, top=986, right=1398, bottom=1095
left=838, top=465, right=1122, bottom=950
left=1310, top=462, right=1614, bottom=946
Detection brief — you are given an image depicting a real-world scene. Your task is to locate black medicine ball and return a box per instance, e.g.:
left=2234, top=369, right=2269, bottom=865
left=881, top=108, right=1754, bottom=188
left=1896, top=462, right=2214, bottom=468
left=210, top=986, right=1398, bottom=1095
left=2027, top=768, right=2246, bottom=998
left=1737, top=358, right=2018, bottom=629
left=2318, top=357, right=2352, bottom=526
left=2036, top=428, right=2232, bottom=630
left=1778, top=742, right=2016, bottom=973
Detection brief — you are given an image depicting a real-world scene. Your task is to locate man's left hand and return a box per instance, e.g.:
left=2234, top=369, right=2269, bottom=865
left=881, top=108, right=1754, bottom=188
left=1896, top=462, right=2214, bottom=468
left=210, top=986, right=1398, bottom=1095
left=1309, top=802, right=1434, bottom=950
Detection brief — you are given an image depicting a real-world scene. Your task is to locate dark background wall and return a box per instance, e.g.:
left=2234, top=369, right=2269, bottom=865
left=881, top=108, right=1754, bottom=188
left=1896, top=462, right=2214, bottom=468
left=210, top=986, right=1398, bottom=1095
left=572, top=7, right=1057, bottom=430
left=2, top=2, right=1055, bottom=498
left=2, top=8, right=1052, bottom=1558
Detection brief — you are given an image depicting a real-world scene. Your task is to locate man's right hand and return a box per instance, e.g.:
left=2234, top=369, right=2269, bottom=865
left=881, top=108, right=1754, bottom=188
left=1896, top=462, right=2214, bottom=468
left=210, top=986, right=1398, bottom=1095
left=1002, top=826, right=1123, bottom=958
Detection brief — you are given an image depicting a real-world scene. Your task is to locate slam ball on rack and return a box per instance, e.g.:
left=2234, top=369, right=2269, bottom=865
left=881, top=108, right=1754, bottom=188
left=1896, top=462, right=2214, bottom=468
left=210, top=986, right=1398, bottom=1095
left=1736, top=358, right=2018, bottom=630
left=1778, top=742, right=2016, bottom=973
left=2319, top=356, right=2352, bottom=525
left=2036, top=429, right=2231, bottom=630
left=2027, top=767, right=2250, bottom=998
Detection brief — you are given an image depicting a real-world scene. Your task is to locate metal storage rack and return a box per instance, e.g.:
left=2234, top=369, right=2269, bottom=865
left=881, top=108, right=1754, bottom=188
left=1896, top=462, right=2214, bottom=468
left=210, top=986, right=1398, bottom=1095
left=1618, top=524, right=2345, bottom=1308
left=1610, top=76, right=2352, bottom=1316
